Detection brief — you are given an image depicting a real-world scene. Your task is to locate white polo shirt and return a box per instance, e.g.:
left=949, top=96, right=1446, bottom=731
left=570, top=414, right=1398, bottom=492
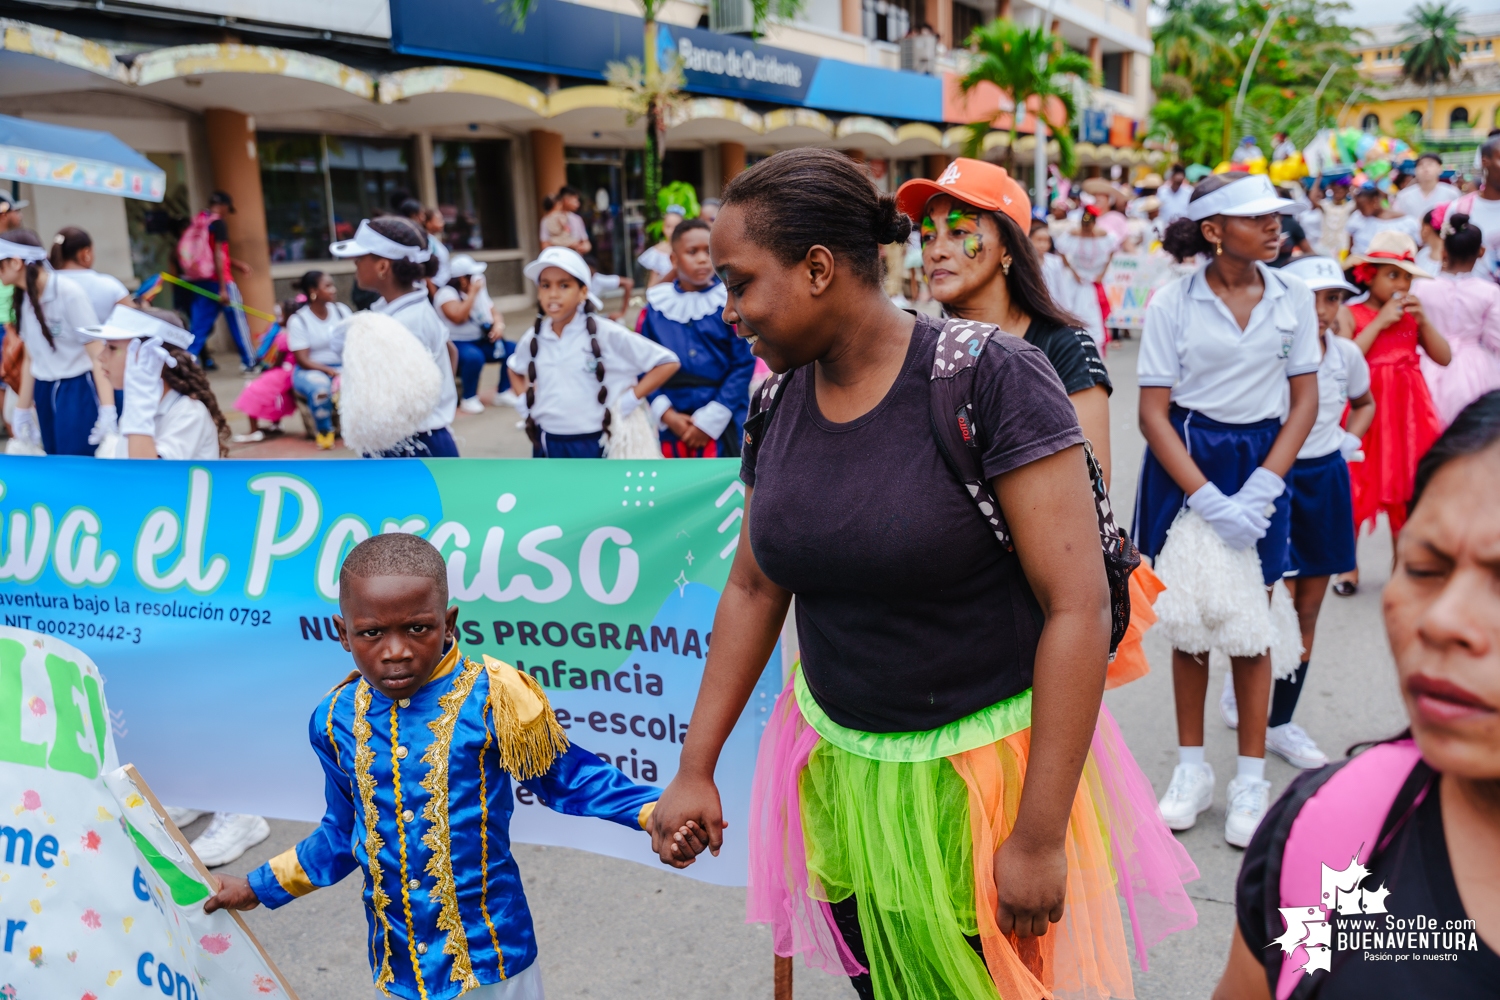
left=372, top=289, right=457, bottom=432
left=1156, top=182, right=1194, bottom=227
left=1138, top=261, right=1322, bottom=425
left=63, top=268, right=130, bottom=322
left=103, top=390, right=220, bottom=460
left=1345, top=213, right=1421, bottom=256
left=286, top=302, right=352, bottom=367
left=1299, top=330, right=1371, bottom=460
left=507, top=311, right=678, bottom=436
left=19, top=273, right=98, bottom=382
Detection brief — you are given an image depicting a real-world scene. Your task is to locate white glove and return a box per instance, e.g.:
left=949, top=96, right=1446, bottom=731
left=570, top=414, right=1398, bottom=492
left=10, top=407, right=41, bottom=447
left=119, top=336, right=175, bottom=438
left=1187, top=482, right=1267, bottom=551
left=88, top=405, right=118, bottom=446
left=1231, top=467, right=1286, bottom=522
left=1338, top=431, right=1365, bottom=463
left=617, top=391, right=644, bottom=419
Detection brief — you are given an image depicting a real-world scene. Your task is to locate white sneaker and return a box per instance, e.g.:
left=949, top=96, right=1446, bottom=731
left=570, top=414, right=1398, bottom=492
left=459, top=396, right=485, bottom=414
left=191, top=813, right=270, bottom=868
left=493, top=389, right=522, bottom=410
left=1157, top=762, right=1215, bottom=831
left=1224, top=776, right=1271, bottom=848
left=164, top=807, right=203, bottom=828
left=1266, top=723, right=1328, bottom=770
left=1220, top=673, right=1239, bottom=731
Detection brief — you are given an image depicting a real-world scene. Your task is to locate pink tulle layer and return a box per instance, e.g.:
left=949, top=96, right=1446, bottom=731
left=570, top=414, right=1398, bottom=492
left=745, top=680, right=1199, bottom=979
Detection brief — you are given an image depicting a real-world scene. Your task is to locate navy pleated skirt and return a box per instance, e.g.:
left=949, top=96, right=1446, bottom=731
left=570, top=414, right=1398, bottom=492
left=1132, top=406, right=1291, bottom=586
left=1286, top=450, right=1357, bottom=578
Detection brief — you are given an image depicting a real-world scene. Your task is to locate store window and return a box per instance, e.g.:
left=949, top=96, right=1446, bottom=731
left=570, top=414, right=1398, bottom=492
left=432, top=139, right=518, bottom=251
left=259, top=132, right=415, bottom=261
left=862, top=0, right=921, bottom=43
left=952, top=0, right=984, bottom=47
left=1102, top=52, right=1126, bottom=93
left=1361, top=113, right=1381, bottom=132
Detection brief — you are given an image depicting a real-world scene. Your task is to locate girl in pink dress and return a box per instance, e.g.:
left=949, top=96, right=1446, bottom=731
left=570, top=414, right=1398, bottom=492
left=1413, top=211, right=1500, bottom=427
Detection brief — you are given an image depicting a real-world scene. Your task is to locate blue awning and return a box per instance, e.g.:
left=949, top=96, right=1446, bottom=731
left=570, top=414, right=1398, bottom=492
left=0, top=114, right=165, bottom=202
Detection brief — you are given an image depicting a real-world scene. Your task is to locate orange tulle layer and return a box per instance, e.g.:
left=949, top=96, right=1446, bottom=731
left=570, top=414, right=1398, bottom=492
left=1106, top=564, right=1165, bottom=690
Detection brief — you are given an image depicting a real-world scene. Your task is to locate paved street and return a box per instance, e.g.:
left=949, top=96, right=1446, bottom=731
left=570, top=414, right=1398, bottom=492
left=201, top=336, right=1409, bottom=999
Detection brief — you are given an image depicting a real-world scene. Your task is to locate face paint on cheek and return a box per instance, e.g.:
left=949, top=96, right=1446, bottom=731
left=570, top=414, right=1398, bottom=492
left=963, top=233, right=982, bottom=258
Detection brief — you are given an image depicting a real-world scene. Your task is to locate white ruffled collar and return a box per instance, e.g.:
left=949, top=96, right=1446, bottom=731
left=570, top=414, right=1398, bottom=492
left=647, top=279, right=728, bottom=323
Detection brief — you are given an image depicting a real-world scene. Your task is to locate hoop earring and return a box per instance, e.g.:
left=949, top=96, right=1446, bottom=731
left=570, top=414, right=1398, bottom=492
left=1001, top=257, right=1012, bottom=276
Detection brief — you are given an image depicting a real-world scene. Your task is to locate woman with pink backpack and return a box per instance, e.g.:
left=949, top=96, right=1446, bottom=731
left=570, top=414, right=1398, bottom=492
left=177, top=190, right=254, bottom=371
left=1216, top=391, right=1500, bottom=998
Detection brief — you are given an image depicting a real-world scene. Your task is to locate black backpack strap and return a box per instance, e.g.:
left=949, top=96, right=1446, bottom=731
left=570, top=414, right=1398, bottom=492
left=742, top=369, right=790, bottom=467
left=928, top=317, right=1014, bottom=550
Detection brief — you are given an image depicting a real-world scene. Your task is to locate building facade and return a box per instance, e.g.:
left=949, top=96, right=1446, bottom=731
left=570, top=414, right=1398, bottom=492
left=1347, top=12, right=1500, bottom=164
left=0, top=0, right=1153, bottom=326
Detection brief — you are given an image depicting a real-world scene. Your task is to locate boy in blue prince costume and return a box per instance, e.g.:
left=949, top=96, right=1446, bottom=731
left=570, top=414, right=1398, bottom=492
left=206, top=533, right=695, bottom=999
left=641, top=218, right=756, bottom=457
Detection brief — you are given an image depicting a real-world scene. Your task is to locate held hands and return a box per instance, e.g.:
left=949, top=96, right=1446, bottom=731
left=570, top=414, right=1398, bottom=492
left=648, top=771, right=725, bottom=869
left=202, top=873, right=260, bottom=914
left=119, top=337, right=176, bottom=438
left=993, top=836, right=1068, bottom=939
left=1339, top=431, right=1365, bottom=463
left=663, top=410, right=712, bottom=449
left=1186, top=482, right=1267, bottom=551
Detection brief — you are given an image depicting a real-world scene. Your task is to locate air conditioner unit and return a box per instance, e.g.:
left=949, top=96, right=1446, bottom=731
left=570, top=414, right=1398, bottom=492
left=900, top=32, right=937, bottom=74
left=710, top=0, right=756, bottom=35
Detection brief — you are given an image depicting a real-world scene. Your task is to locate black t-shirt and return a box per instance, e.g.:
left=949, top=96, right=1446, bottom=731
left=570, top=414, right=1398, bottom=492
left=1239, top=767, right=1500, bottom=998
left=1273, top=216, right=1308, bottom=267
left=741, top=313, right=1083, bottom=733
left=1023, top=317, right=1112, bottom=396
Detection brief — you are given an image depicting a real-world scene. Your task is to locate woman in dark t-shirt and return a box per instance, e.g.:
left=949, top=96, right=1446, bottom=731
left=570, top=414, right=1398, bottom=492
left=646, top=149, right=1197, bottom=1000
left=895, top=160, right=1165, bottom=693
left=1217, top=392, right=1500, bottom=999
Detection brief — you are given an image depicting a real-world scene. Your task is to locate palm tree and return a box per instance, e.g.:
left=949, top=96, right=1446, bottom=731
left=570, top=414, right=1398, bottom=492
left=1401, top=1, right=1467, bottom=130
left=498, top=0, right=801, bottom=232
left=960, top=18, right=1095, bottom=206
left=1146, top=95, right=1224, bottom=166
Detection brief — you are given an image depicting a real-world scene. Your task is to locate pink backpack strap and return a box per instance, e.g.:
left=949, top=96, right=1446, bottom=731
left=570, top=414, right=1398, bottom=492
left=1271, top=740, right=1425, bottom=1000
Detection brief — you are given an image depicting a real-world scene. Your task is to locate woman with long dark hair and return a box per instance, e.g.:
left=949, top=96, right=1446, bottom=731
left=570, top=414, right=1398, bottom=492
left=648, top=148, right=1195, bottom=999
left=0, top=229, right=106, bottom=455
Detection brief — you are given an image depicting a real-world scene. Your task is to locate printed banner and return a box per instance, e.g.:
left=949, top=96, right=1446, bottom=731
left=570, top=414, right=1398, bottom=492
left=0, top=628, right=290, bottom=999
left=0, top=457, right=779, bottom=886
left=1101, top=252, right=1169, bottom=331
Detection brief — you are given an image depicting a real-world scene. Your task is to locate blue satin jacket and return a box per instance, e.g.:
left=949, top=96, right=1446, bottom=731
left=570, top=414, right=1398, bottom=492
left=641, top=277, right=755, bottom=446
left=247, top=647, right=659, bottom=999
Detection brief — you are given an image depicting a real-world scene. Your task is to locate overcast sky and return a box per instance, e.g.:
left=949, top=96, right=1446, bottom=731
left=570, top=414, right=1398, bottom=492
left=1337, top=0, right=1499, bottom=27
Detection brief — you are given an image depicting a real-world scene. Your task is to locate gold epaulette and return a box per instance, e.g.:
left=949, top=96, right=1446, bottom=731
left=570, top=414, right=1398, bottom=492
left=481, top=655, right=570, bottom=780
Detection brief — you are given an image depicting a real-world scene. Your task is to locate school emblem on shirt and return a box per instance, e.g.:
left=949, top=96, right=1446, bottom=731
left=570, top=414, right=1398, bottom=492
left=1279, top=331, right=1294, bottom=359
left=1276, top=853, right=1478, bottom=979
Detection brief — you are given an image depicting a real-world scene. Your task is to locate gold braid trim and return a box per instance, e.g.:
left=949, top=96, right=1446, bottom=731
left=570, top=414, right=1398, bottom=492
left=353, top=682, right=395, bottom=994
left=389, top=705, right=430, bottom=1000
left=481, top=655, right=569, bottom=779
left=476, top=720, right=505, bottom=979
left=420, top=656, right=483, bottom=991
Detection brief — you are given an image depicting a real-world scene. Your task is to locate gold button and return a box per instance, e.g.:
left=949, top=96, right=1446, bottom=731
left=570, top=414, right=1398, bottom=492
left=398, top=698, right=411, bottom=708
left=408, top=878, right=420, bottom=890
left=402, top=810, right=414, bottom=823
left=416, top=942, right=427, bottom=955
left=394, top=745, right=408, bottom=759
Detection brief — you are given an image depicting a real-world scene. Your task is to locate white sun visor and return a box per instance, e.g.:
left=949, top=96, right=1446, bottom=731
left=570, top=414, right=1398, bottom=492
left=1187, top=175, right=1296, bottom=222
left=81, top=304, right=194, bottom=350
left=329, top=219, right=433, bottom=263
left=0, top=236, right=49, bottom=263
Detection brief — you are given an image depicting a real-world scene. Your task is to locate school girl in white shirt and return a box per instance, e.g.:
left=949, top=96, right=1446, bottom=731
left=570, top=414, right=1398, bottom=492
left=0, top=230, right=106, bottom=455
left=329, top=218, right=460, bottom=457
left=285, top=270, right=352, bottom=450
left=1215, top=255, right=1374, bottom=774
left=1132, top=174, right=1321, bottom=848
left=507, top=247, right=679, bottom=458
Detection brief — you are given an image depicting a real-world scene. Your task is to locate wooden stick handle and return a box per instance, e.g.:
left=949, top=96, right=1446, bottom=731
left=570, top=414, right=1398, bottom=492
left=774, top=954, right=793, bottom=1000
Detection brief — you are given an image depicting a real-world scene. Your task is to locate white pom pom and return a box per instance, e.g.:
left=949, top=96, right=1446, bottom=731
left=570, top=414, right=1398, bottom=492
left=1153, top=509, right=1277, bottom=657
left=337, top=311, right=443, bottom=456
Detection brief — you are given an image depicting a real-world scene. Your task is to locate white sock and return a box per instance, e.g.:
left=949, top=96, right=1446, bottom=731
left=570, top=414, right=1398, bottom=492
left=1237, top=756, right=1266, bottom=782
left=1179, top=746, right=1206, bottom=768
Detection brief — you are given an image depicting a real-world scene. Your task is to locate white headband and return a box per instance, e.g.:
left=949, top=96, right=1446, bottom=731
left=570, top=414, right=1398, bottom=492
left=1186, top=174, right=1295, bottom=222
left=329, top=219, right=433, bottom=263
left=0, top=237, right=49, bottom=263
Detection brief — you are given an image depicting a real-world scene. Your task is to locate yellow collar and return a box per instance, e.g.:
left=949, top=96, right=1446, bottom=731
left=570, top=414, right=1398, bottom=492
left=425, top=643, right=461, bottom=686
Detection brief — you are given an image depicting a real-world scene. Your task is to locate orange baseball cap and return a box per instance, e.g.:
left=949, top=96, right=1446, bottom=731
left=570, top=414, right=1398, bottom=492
left=896, top=158, right=1033, bottom=233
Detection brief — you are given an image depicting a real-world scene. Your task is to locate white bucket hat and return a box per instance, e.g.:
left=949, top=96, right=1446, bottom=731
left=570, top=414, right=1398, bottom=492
left=1281, top=255, right=1360, bottom=295
left=1187, top=174, right=1297, bottom=222
left=523, top=246, right=591, bottom=288
left=81, top=304, right=195, bottom=350
left=449, top=253, right=488, bottom=278
left=329, top=219, right=432, bottom=263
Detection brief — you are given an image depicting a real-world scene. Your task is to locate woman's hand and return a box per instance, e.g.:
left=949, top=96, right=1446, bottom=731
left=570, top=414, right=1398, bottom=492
left=649, top=770, right=725, bottom=868
left=993, top=835, right=1068, bottom=937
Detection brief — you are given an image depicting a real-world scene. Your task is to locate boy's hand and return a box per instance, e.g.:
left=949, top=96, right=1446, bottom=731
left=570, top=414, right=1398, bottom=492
left=661, top=820, right=712, bottom=867
left=649, top=773, right=725, bottom=869
left=203, top=874, right=260, bottom=914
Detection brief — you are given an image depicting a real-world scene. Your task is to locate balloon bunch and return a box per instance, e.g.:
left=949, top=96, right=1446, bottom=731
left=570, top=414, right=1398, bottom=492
left=1301, top=128, right=1413, bottom=187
